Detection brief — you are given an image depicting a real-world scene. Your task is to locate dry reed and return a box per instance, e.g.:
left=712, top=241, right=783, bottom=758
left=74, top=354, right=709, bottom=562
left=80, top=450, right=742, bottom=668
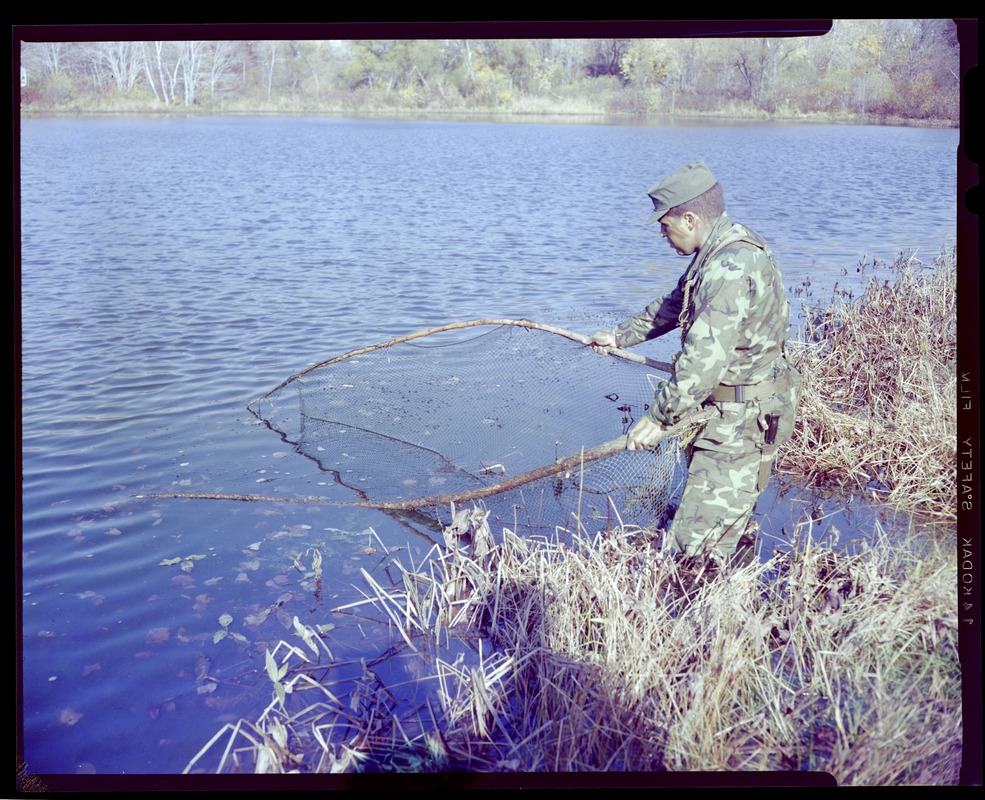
left=190, top=515, right=959, bottom=783
left=779, top=248, right=957, bottom=522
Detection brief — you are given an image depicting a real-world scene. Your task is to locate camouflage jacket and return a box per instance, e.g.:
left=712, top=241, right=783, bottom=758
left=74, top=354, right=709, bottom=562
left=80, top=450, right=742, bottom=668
left=614, top=213, right=792, bottom=428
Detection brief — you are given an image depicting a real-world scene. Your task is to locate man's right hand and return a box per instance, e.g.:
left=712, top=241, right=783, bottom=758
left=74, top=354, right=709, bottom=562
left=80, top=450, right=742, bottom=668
left=588, top=329, right=619, bottom=355
left=626, top=415, right=665, bottom=450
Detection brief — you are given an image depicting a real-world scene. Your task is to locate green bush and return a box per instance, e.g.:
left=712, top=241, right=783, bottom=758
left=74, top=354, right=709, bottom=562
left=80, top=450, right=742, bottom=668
left=35, top=71, right=76, bottom=107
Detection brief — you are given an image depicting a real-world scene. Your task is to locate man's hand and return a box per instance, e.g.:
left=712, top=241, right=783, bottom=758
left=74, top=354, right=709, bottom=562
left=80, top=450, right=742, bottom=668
left=588, top=329, right=619, bottom=355
left=626, top=416, right=665, bottom=450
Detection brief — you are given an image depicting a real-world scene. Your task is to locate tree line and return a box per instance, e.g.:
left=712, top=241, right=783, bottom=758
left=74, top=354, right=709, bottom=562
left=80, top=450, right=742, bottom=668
left=19, top=20, right=960, bottom=123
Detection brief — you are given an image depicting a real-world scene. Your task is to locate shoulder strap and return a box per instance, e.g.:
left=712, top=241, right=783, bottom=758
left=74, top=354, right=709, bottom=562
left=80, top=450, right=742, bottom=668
left=704, top=229, right=767, bottom=261
left=677, top=228, right=770, bottom=344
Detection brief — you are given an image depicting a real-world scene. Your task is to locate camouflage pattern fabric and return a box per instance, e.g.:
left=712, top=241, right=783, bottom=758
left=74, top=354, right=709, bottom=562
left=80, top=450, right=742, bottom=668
left=672, top=445, right=761, bottom=556
left=614, top=212, right=801, bottom=556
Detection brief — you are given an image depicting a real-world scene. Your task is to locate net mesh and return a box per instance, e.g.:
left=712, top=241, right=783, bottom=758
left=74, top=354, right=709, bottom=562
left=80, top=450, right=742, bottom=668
left=247, top=319, right=689, bottom=536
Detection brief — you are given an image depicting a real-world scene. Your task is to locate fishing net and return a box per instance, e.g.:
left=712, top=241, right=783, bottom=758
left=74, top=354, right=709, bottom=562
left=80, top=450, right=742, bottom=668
left=247, top=318, right=699, bottom=537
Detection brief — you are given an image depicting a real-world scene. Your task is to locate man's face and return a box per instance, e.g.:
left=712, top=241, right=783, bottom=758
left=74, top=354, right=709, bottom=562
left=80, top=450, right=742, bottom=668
left=658, top=213, right=700, bottom=256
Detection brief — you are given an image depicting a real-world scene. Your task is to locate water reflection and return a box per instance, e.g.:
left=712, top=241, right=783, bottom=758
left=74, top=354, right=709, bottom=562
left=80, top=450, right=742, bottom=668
left=755, top=474, right=950, bottom=564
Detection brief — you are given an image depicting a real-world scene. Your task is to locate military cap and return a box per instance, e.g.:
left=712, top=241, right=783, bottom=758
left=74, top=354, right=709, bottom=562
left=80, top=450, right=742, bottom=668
left=646, top=161, right=717, bottom=224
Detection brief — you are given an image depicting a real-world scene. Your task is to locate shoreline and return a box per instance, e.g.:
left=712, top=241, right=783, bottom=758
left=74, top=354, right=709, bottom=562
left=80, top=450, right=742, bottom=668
left=19, top=106, right=959, bottom=129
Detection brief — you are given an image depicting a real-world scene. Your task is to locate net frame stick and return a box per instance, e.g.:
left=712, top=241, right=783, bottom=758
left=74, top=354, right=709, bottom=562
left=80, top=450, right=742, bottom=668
left=247, top=318, right=673, bottom=410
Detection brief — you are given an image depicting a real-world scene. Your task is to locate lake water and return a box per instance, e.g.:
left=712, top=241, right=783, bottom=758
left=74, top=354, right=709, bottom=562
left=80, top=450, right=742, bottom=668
left=19, top=115, right=959, bottom=777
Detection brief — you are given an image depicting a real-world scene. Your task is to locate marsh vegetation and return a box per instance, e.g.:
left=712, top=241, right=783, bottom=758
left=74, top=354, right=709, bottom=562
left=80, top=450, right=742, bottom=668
left=781, top=248, right=957, bottom=522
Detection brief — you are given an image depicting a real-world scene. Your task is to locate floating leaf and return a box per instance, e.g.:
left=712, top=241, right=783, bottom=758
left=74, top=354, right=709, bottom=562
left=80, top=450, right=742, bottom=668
left=59, top=708, right=83, bottom=726
left=213, top=630, right=227, bottom=644
left=218, top=613, right=233, bottom=629
left=229, top=632, right=249, bottom=644
left=106, top=528, right=123, bottom=536
left=159, top=557, right=182, bottom=566
left=145, top=627, right=170, bottom=645
left=247, top=542, right=262, bottom=551
left=245, top=608, right=271, bottom=627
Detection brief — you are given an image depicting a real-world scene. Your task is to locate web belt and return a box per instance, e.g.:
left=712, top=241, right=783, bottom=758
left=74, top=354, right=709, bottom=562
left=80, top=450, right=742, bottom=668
left=706, top=366, right=793, bottom=404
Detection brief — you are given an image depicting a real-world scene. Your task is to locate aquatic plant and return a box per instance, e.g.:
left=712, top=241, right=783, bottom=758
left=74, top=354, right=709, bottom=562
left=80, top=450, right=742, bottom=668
left=186, top=512, right=959, bottom=782
left=781, top=247, right=957, bottom=522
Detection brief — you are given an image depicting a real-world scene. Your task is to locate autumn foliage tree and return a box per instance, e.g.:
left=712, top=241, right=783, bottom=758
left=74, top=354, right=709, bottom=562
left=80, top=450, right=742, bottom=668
left=19, top=21, right=961, bottom=123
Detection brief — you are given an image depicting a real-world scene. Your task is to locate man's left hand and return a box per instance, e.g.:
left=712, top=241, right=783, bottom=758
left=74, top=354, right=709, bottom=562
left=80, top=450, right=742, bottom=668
left=587, top=329, right=619, bottom=355
left=626, top=416, right=665, bottom=450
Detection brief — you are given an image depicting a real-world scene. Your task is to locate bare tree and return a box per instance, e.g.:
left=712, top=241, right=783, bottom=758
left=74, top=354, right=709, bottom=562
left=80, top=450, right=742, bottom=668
left=260, top=41, right=278, bottom=100
left=729, top=37, right=796, bottom=111
left=21, top=41, right=67, bottom=77
left=586, top=38, right=631, bottom=78
left=175, top=41, right=205, bottom=105
left=89, top=41, right=143, bottom=92
left=141, top=41, right=177, bottom=104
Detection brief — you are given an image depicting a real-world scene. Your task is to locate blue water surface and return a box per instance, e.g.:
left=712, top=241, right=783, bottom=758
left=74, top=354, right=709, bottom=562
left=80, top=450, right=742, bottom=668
left=19, top=115, right=959, bottom=775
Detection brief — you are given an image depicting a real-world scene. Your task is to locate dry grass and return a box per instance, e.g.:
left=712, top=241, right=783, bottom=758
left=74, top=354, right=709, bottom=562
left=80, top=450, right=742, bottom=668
left=188, top=515, right=960, bottom=783
left=779, top=248, right=957, bottom=522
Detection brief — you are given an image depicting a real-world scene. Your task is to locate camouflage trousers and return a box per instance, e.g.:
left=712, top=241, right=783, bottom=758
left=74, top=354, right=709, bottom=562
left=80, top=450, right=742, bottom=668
left=667, top=444, right=765, bottom=557
left=663, top=361, right=801, bottom=558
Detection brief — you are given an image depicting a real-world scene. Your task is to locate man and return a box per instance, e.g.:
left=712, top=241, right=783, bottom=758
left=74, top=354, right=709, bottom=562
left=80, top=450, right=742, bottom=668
left=590, top=161, right=801, bottom=562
